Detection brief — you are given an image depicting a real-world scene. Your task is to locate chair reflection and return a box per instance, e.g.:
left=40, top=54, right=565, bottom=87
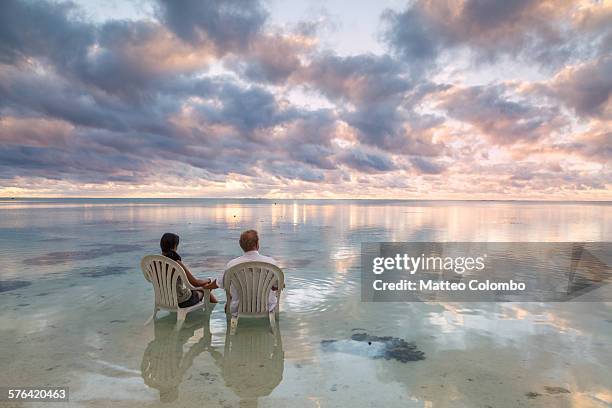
left=141, top=312, right=212, bottom=403
left=141, top=313, right=285, bottom=406
left=213, top=323, right=285, bottom=408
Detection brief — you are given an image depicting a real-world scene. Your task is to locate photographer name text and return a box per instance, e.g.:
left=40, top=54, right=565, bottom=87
left=371, top=253, right=526, bottom=292
left=373, top=279, right=526, bottom=292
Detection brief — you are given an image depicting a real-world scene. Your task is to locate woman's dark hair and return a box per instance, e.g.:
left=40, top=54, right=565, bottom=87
left=160, top=233, right=180, bottom=260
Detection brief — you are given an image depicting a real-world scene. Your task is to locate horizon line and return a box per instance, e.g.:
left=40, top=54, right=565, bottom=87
left=2, top=196, right=611, bottom=203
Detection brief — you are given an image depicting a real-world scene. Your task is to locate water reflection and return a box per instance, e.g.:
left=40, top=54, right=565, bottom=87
left=141, top=313, right=212, bottom=403
left=1, top=199, right=610, bottom=406
left=212, top=323, right=284, bottom=408
left=141, top=314, right=285, bottom=407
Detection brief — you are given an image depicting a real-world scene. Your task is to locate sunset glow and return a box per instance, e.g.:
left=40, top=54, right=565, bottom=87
left=0, top=0, right=610, bottom=199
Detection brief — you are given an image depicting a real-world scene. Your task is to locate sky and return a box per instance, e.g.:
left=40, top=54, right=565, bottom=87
left=0, top=0, right=610, bottom=199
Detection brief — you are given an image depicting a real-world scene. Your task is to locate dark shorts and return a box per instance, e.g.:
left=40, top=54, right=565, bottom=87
left=178, top=290, right=202, bottom=308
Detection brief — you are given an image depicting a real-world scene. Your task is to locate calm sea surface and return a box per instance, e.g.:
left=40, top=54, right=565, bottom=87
left=1, top=199, right=611, bottom=407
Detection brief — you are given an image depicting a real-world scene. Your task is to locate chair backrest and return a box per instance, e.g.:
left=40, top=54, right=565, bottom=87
left=141, top=255, right=188, bottom=309
left=223, top=262, right=284, bottom=315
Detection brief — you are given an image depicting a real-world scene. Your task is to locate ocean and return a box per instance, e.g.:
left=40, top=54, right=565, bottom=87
left=1, top=198, right=611, bottom=407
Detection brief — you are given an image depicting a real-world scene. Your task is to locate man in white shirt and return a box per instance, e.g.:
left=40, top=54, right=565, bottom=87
left=204, top=230, right=279, bottom=315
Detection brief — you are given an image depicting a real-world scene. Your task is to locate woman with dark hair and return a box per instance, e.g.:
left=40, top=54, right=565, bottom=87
left=160, top=233, right=217, bottom=307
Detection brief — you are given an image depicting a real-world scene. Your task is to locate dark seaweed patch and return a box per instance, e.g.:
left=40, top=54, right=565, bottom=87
left=544, top=386, right=570, bottom=394
left=0, top=280, right=32, bottom=293
left=80, top=266, right=131, bottom=278
left=24, top=244, right=143, bottom=266
left=322, top=331, right=425, bottom=363
left=351, top=333, right=425, bottom=362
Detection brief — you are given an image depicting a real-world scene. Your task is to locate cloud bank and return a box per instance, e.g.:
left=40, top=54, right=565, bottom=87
left=0, top=0, right=609, bottom=199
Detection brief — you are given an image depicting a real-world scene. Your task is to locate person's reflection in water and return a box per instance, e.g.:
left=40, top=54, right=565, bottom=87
left=213, top=323, right=284, bottom=408
left=141, top=312, right=212, bottom=403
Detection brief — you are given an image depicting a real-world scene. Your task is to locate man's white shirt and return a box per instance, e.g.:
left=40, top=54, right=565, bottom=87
left=216, top=250, right=279, bottom=315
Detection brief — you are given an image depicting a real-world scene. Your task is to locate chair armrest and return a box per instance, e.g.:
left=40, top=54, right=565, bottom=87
left=183, top=279, right=213, bottom=291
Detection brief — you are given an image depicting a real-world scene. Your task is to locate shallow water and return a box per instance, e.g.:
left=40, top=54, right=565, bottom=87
left=1, top=199, right=611, bottom=407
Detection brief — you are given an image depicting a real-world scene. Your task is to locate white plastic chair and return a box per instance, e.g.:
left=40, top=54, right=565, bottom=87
left=223, top=261, right=284, bottom=335
left=141, top=255, right=211, bottom=330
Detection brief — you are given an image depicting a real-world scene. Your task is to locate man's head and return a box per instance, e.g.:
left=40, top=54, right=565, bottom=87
left=239, top=229, right=259, bottom=252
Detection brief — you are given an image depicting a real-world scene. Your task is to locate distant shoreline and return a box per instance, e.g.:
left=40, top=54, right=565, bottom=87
left=1, top=197, right=611, bottom=204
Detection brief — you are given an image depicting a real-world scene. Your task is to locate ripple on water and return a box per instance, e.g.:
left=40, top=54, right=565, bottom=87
left=187, top=256, right=228, bottom=271
left=284, top=275, right=357, bottom=315
left=276, top=258, right=313, bottom=269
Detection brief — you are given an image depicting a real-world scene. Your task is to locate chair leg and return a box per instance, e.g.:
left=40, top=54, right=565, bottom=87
left=144, top=307, right=157, bottom=326
left=275, top=295, right=280, bottom=319
left=230, top=316, right=238, bottom=335
left=269, top=311, right=277, bottom=333
left=203, top=313, right=212, bottom=343
left=204, top=289, right=211, bottom=311
left=175, top=310, right=186, bottom=331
